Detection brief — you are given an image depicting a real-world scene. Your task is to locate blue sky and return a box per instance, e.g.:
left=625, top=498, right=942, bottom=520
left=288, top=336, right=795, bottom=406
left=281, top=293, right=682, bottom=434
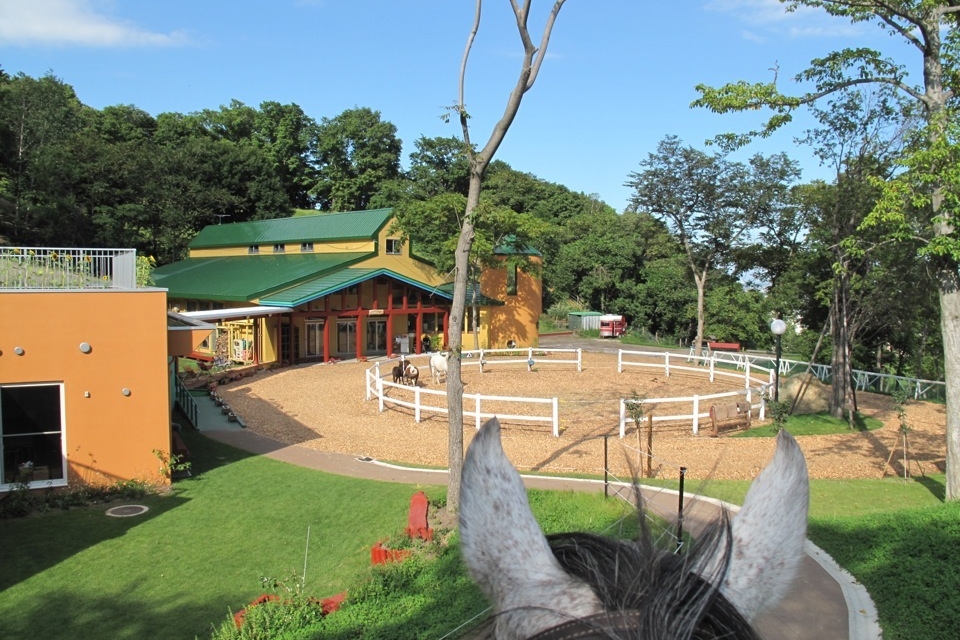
left=0, top=0, right=914, bottom=212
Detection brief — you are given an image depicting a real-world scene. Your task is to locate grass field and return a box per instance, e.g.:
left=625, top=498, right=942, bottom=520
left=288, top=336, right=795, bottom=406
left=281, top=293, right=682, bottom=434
left=1, top=429, right=954, bottom=640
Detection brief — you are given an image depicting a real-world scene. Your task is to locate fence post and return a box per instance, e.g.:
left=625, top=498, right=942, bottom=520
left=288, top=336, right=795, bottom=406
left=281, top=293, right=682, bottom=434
left=552, top=398, right=559, bottom=437
left=745, top=360, right=751, bottom=388
left=475, top=394, right=482, bottom=430
left=664, top=352, right=671, bottom=378
left=527, top=347, right=534, bottom=372
left=414, top=387, right=421, bottom=423
left=709, top=357, right=715, bottom=383
left=479, top=350, right=485, bottom=374
left=618, top=349, right=623, bottom=374
left=676, top=467, right=687, bottom=554
left=603, top=435, right=609, bottom=498
left=692, top=395, right=700, bottom=435
left=577, top=348, right=582, bottom=372
left=620, top=398, right=627, bottom=440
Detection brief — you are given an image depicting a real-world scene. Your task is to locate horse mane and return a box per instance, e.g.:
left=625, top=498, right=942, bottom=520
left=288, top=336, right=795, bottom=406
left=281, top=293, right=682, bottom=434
left=541, top=502, right=761, bottom=640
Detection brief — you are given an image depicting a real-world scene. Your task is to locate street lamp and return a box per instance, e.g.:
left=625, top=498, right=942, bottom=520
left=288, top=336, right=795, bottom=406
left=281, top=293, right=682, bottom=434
left=770, top=318, right=787, bottom=402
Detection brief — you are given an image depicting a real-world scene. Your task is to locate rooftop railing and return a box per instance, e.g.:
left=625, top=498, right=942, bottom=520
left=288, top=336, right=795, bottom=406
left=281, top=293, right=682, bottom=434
left=0, top=247, right=138, bottom=290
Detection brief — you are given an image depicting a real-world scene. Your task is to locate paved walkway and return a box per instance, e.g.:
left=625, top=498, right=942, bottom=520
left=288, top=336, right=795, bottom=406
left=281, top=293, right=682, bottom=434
left=191, top=335, right=881, bottom=640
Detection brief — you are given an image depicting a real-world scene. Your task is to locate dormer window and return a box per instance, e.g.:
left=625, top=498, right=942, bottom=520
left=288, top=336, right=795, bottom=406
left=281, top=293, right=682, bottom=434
left=273, top=244, right=285, bottom=253
left=386, top=239, right=402, bottom=255
left=301, top=242, right=314, bottom=252
left=248, top=246, right=259, bottom=255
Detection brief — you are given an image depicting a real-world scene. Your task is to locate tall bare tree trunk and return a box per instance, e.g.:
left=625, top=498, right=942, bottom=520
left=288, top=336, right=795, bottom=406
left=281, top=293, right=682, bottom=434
left=445, top=0, right=567, bottom=513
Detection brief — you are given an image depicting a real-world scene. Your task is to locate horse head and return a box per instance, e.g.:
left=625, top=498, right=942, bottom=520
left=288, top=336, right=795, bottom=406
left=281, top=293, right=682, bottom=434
left=459, top=417, right=809, bottom=640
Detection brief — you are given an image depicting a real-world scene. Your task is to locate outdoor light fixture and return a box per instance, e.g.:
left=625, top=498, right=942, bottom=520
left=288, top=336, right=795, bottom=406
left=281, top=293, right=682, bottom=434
left=770, top=319, right=787, bottom=403
left=14, top=346, right=24, bottom=356
left=121, top=388, right=132, bottom=397
left=79, top=342, right=92, bottom=354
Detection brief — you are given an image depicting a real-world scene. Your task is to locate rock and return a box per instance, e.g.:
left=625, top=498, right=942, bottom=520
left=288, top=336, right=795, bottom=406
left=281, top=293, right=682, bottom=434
left=779, top=374, right=831, bottom=414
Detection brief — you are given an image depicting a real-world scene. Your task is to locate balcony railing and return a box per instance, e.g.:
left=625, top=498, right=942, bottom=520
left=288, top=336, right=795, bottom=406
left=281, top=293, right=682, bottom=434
left=0, top=247, right=138, bottom=290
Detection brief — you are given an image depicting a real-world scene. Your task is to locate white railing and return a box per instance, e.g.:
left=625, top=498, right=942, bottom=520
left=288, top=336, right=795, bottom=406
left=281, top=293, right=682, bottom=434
left=711, top=351, right=945, bottom=401
left=617, top=349, right=772, bottom=437
left=466, top=347, right=582, bottom=373
left=0, top=247, right=137, bottom=290
left=365, top=356, right=562, bottom=436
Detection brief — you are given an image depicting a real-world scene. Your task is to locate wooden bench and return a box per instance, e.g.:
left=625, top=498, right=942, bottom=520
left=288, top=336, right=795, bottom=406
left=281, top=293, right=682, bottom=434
left=707, top=341, right=741, bottom=352
left=708, top=400, right=752, bottom=437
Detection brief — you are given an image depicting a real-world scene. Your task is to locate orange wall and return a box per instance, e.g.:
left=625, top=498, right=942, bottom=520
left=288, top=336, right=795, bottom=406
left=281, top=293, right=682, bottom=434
left=0, top=290, right=171, bottom=487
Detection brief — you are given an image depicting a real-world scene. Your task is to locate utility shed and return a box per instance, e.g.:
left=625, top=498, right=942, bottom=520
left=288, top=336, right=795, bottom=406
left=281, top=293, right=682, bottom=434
left=567, top=311, right=603, bottom=331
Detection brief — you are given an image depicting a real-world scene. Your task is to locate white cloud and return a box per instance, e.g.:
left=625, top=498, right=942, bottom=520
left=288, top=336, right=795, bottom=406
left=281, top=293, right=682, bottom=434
left=704, top=0, right=866, bottom=38
left=0, top=0, right=189, bottom=47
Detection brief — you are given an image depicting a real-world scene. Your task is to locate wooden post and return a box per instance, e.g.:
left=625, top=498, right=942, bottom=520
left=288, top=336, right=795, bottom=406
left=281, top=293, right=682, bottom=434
left=646, top=414, right=654, bottom=478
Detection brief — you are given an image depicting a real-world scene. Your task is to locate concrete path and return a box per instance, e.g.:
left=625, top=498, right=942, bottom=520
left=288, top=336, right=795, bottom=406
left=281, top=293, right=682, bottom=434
left=194, top=334, right=880, bottom=640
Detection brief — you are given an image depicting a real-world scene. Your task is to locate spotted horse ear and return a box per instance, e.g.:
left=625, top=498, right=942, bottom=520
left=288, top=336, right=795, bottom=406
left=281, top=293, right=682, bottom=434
left=702, top=429, right=810, bottom=621
left=459, top=418, right=603, bottom=639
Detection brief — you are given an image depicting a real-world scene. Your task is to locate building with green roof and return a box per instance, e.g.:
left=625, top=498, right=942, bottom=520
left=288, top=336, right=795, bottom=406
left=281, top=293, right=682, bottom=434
left=152, top=209, right=542, bottom=365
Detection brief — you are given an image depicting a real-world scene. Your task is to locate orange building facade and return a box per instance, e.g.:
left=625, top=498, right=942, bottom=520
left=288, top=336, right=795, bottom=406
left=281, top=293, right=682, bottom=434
left=0, top=248, right=210, bottom=492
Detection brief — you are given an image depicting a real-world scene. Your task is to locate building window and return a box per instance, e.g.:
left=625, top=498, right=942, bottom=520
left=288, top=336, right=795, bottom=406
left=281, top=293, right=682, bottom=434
left=465, top=311, right=481, bottom=333
left=2, top=384, right=65, bottom=486
left=248, top=246, right=259, bottom=255
left=507, top=264, right=518, bottom=296
left=273, top=244, right=285, bottom=254
left=301, top=242, right=314, bottom=252
left=386, top=239, right=402, bottom=255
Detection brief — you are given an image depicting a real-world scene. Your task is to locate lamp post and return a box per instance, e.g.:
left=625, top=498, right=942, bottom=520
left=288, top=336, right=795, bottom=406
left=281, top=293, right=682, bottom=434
left=770, top=318, right=787, bottom=402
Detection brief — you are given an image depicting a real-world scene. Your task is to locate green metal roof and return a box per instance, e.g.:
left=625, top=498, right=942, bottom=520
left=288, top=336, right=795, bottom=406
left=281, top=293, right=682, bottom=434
left=152, top=253, right=371, bottom=302
left=188, top=208, right=393, bottom=250
left=260, top=268, right=454, bottom=307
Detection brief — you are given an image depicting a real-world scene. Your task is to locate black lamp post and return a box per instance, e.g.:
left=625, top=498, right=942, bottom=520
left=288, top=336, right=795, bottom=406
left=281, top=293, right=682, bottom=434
left=770, top=318, right=787, bottom=402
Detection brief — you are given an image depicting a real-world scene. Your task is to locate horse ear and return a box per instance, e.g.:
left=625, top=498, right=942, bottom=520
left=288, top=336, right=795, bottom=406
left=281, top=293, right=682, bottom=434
left=717, top=429, right=809, bottom=621
left=460, top=418, right=602, bottom=639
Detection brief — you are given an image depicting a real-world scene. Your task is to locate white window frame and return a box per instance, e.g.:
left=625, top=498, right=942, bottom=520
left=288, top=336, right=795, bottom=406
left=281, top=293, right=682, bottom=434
left=1, top=383, right=67, bottom=491
left=386, top=239, right=402, bottom=255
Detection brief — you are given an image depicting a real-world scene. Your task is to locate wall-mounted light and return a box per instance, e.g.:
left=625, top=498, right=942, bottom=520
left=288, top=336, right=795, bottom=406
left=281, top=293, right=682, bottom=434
left=84, top=391, right=91, bottom=398
left=14, top=346, right=24, bottom=356
left=121, top=388, right=131, bottom=397
left=79, top=342, right=92, bottom=354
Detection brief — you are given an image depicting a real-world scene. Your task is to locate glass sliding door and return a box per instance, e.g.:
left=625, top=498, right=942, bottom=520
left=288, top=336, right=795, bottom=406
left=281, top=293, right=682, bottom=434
left=365, top=318, right=387, bottom=354
left=1, top=384, right=65, bottom=486
left=336, top=320, right=356, bottom=354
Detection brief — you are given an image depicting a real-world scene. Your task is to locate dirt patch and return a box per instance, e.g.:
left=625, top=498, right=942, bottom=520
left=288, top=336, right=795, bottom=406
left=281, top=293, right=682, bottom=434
left=218, top=352, right=946, bottom=482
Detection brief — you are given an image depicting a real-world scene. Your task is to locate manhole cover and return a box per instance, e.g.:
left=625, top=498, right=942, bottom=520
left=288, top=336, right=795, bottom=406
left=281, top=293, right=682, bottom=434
left=105, top=505, right=149, bottom=517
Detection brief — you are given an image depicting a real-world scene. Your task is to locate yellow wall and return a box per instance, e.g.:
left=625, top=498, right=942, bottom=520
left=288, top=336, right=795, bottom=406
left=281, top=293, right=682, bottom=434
left=189, top=240, right=376, bottom=259
left=479, top=256, right=543, bottom=349
left=0, top=290, right=171, bottom=488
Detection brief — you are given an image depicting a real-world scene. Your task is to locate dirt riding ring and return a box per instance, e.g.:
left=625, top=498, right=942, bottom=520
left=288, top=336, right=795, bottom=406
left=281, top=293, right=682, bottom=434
left=217, top=349, right=946, bottom=482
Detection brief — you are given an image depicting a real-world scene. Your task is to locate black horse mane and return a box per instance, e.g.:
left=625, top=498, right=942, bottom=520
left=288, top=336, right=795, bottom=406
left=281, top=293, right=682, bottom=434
left=537, top=507, right=762, bottom=640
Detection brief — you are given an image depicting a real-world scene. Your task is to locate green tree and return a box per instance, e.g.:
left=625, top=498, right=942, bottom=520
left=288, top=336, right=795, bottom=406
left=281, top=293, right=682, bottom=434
left=693, top=1, right=960, bottom=498
left=626, top=135, right=800, bottom=355
left=0, top=72, right=85, bottom=244
left=311, top=107, right=402, bottom=212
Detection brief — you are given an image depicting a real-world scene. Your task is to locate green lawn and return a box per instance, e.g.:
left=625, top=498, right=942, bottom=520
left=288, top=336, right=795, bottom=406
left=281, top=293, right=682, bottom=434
left=0, top=431, right=444, bottom=640
left=1, top=429, right=954, bottom=640
left=734, top=412, right=885, bottom=437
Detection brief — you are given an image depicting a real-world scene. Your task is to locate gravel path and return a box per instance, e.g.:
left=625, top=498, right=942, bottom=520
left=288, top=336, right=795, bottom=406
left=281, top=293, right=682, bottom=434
left=216, top=350, right=946, bottom=482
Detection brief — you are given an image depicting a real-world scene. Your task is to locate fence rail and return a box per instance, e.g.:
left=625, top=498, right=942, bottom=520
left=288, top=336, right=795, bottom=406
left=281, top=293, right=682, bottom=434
left=366, top=355, right=563, bottom=436
left=0, top=246, right=137, bottom=290
left=617, top=349, right=771, bottom=437
left=709, top=350, right=945, bottom=401
left=174, top=376, right=200, bottom=429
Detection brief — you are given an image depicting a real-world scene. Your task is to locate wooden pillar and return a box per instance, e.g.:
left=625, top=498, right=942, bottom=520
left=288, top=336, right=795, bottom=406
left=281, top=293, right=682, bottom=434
left=442, top=310, right=450, bottom=351
left=323, top=316, right=331, bottom=363
left=415, top=313, right=424, bottom=355
left=386, top=313, right=395, bottom=356
left=357, top=311, right=366, bottom=361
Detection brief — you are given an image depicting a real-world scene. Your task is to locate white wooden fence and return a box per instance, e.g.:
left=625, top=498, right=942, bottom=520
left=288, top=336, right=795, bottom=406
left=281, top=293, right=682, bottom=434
left=617, top=349, right=772, bottom=437
left=365, top=351, right=570, bottom=436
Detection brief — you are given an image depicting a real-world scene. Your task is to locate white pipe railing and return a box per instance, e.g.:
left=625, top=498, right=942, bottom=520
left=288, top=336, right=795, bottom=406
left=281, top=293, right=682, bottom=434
left=0, top=247, right=138, bottom=290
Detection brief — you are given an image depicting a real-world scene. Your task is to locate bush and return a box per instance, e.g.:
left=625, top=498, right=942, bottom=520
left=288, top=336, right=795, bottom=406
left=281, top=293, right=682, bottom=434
left=0, top=479, right=154, bottom=519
